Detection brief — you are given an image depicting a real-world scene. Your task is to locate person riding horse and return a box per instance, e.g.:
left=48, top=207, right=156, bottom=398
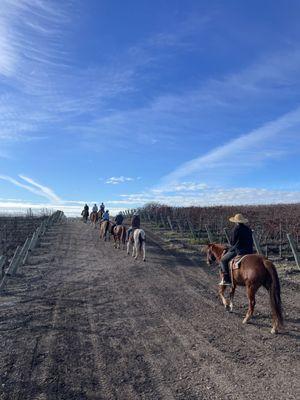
left=127, top=213, right=141, bottom=241
left=92, top=204, right=98, bottom=213
left=110, top=212, right=124, bottom=234
left=101, top=210, right=109, bottom=221
left=220, top=213, right=254, bottom=285
left=81, top=204, right=89, bottom=222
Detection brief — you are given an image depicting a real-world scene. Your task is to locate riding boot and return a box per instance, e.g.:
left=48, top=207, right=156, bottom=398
left=218, top=272, right=231, bottom=286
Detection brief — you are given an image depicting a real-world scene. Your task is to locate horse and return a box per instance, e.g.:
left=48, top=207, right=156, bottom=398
left=113, top=225, right=127, bottom=249
left=127, top=229, right=146, bottom=261
left=90, top=211, right=98, bottom=228
left=99, top=220, right=111, bottom=241
left=206, top=243, right=283, bottom=334
left=81, top=209, right=89, bottom=223
left=98, top=210, right=104, bottom=220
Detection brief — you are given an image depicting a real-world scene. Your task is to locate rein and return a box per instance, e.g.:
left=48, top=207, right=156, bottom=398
left=210, top=244, right=227, bottom=262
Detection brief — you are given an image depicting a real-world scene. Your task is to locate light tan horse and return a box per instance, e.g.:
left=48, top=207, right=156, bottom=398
left=100, top=220, right=111, bottom=241
left=206, top=243, right=283, bottom=334
left=113, top=225, right=126, bottom=249
left=90, top=211, right=98, bottom=228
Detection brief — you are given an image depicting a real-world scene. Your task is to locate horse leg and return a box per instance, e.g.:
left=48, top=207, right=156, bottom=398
left=134, top=241, right=138, bottom=259
left=219, top=284, right=230, bottom=309
left=243, top=285, right=256, bottom=324
left=134, top=243, right=138, bottom=259
left=229, top=284, right=236, bottom=312
left=127, top=240, right=130, bottom=255
left=142, top=242, right=146, bottom=261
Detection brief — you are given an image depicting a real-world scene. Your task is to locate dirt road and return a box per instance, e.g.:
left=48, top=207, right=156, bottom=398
left=0, top=219, right=299, bottom=400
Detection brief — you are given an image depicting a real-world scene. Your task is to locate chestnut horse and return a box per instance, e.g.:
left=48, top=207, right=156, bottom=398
left=206, top=243, right=283, bottom=334
left=90, top=211, right=98, bottom=228
left=113, top=225, right=126, bottom=249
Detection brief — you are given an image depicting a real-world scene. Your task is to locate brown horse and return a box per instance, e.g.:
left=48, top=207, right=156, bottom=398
left=113, top=225, right=126, bottom=249
left=99, top=220, right=111, bottom=241
left=206, top=243, right=283, bottom=334
left=90, top=211, right=98, bottom=228
left=81, top=209, right=89, bottom=223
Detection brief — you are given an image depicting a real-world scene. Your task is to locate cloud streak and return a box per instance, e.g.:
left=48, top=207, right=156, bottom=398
left=0, top=174, right=61, bottom=202
left=18, top=174, right=61, bottom=202
left=160, top=106, right=300, bottom=187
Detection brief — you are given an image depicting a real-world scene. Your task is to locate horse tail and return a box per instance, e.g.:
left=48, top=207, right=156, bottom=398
left=138, top=230, right=145, bottom=250
left=121, top=226, right=126, bottom=244
left=263, top=258, right=283, bottom=329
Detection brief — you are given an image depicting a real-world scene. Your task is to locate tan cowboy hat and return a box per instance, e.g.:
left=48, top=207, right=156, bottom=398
left=229, top=213, right=248, bottom=223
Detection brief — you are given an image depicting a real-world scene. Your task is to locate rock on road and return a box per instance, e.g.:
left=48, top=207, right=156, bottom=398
left=0, top=219, right=299, bottom=400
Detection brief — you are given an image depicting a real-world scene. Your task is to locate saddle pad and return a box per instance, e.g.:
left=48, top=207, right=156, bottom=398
left=231, top=255, right=248, bottom=270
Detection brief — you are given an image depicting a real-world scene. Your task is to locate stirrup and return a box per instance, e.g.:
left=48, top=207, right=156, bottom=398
left=219, top=278, right=231, bottom=286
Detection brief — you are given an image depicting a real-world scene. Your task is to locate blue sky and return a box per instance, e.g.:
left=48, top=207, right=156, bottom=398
left=1, top=0, right=300, bottom=215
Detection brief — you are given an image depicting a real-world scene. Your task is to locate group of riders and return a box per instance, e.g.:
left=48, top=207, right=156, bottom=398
left=81, top=203, right=141, bottom=241
left=82, top=203, right=253, bottom=286
left=80, top=205, right=282, bottom=331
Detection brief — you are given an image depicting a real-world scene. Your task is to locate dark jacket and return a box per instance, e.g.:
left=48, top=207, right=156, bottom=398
left=230, top=223, right=254, bottom=255
left=131, top=215, right=140, bottom=229
left=115, top=214, right=124, bottom=225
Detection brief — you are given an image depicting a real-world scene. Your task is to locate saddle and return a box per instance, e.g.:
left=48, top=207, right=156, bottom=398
left=230, top=255, right=248, bottom=270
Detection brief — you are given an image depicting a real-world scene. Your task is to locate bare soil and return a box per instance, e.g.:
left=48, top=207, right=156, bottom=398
left=0, top=219, right=299, bottom=400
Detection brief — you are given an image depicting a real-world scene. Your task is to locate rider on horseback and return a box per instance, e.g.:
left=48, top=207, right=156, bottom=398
left=114, top=212, right=124, bottom=226
left=92, top=204, right=98, bottom=213
left=81, top=204, right=89, bottom=222
left=100, top=203, right=105, bottom=213
left=220, top=213, right=254, bottom=286
left=110, top=212, right=124, bottom=234
left=102, top=210, right=109, bottom=221
left=127, top=213, right=140, bottom=241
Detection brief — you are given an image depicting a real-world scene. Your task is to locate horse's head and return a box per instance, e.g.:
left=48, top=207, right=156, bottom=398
left=206, top=243, right=228, bottom=265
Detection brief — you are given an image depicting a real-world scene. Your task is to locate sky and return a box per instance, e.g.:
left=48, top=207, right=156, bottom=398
left=1, top=0, right=300, bottom=216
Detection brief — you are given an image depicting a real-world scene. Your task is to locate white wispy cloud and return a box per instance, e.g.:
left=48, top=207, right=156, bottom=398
left=0, top=199, right=124, bottom=217
left=159, top=106, right=300, bottom=187
left=0, top=174, right=61, bottom=202
left=105, top=176, right=134, bottom=185
left=119, top=186, right=300, bottom=208
left=18, top=174, right=61, bottom=202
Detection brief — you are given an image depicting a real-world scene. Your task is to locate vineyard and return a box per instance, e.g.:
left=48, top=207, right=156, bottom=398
left=136, top=203, right=300, bottom=268
left=0, top=216, right=47, bottom=259
left=0, top=211, right=65, bottom=289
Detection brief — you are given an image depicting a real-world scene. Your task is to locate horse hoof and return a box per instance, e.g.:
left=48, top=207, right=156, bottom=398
left=242, top=318, right=248, bottom=324
left=225, top=304, right=230, bottom=311
left=143, top=259, right=146, bottom=262
left=271, top=327, right=278, bottom=334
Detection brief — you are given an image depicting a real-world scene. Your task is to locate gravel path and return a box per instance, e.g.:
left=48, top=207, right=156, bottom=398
left=0, top=219, right=299, bottom=400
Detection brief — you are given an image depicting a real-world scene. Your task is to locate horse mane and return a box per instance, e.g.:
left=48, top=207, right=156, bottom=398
left=208, top=243, right=228, bottom=260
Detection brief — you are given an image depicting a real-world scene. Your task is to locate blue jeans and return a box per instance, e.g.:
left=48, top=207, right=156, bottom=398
left=220, top=249, right=236, bottom=275
left=127, top=227, right=133, bottom=241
